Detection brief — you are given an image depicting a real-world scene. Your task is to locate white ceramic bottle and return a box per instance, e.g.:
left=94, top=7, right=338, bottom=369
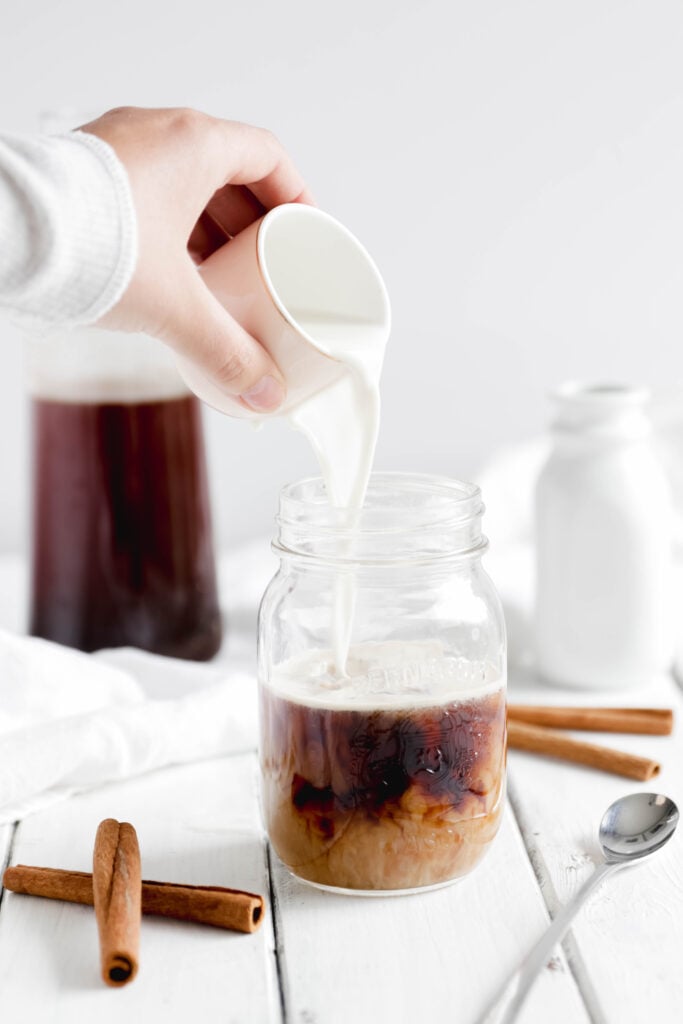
left=535, top=383, right=673, bottom=689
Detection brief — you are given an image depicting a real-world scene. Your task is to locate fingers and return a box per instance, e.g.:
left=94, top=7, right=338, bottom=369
left=188, top=185, right=267, bottom=261
left=205, top=184, right=267, bottom=235
left=211, top=119, right=314, bottom=210
left=159, top=261, right=286, bottom=413
left=189, top=126, right=313, bottom=261
left=243, top=169, right=315, bottom=212
left=188, top=210, right=231, bottom=264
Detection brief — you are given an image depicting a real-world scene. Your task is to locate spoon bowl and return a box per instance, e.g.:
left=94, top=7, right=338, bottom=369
left=600, top=792, right=679, bottom=863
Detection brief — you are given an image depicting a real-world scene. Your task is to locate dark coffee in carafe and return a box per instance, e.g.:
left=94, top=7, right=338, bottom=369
left=28, top=331, right=222, bottom=660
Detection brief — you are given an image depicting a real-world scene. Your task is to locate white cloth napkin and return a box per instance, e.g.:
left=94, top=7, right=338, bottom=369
left=0, top=630, right=258, bottom=825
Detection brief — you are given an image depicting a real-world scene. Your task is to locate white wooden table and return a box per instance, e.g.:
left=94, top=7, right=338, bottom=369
left=1, top=548, right=681, bottom=1024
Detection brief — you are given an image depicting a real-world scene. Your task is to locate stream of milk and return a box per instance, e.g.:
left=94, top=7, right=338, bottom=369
left=286, top=312, right=388, bottom=674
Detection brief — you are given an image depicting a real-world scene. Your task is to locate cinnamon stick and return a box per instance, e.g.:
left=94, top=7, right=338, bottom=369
left=1, top=866, right=264, bottom=934
left=93, top=819, right=141, bottom=987
left=508, top=705, right=673, bottom=735
left=507, top=720, right=661, bottom=781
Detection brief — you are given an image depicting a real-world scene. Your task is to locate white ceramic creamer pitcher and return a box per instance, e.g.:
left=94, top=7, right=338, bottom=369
left=176, top=203, right=391, bottom=420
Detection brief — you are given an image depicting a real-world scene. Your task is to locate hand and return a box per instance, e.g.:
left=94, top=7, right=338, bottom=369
left=81, top=107, right=314, bottom=412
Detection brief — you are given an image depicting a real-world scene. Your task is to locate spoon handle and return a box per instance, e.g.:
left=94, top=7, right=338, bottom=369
left=477, top=861, right=617, bottom=1024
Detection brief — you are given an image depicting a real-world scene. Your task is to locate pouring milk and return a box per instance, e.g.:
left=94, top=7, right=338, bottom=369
left=287, top=313, right=387, bottom=670
left=287, top=313, right=386, bottom=510
left=178, top=204, right=391, bottom=671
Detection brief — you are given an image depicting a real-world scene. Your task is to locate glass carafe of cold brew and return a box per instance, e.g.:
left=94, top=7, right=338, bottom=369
left=27, top=328, right=222, bottom=660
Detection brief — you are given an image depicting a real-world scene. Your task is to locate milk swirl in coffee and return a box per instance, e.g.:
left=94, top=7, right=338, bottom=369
left=260, top=644, right=506, bottom=892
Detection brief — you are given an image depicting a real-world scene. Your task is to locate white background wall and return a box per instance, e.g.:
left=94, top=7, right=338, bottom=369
left=2, top=0, right=683, bottom=553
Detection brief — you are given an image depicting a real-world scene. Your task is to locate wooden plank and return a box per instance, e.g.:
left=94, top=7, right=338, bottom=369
left=272, top=803, right=589, bottom=1024
left=0, top=825, right=12, bottom=859
left=0, top=824, right=14, bottom=893
left=0, top=755, right=281, bottom=1024
left=507, top=672, right=683, bottom=1022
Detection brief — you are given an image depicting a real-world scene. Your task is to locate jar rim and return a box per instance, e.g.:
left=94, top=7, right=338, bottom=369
left=274, top=472, right=487, bottom=566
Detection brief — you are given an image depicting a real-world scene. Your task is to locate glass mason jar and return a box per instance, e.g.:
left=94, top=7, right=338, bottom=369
left=27, top=328, right=222, bottom=660
left=258, top=473, right=507, bottom=895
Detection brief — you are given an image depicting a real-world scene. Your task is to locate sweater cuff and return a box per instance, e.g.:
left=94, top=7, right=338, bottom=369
left=0, top=130, right=137, bottom=327
left=66, top=131, right=138, bottom=325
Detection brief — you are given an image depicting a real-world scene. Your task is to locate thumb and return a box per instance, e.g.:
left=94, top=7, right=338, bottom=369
left=159, top=263, right=286, bottom=413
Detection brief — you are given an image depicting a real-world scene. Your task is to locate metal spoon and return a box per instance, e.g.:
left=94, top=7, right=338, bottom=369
left=479, top=792, right=679, bottom=1024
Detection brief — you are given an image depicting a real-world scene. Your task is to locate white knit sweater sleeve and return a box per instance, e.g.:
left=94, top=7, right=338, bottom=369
left=0, top=130, right=137, bottom=326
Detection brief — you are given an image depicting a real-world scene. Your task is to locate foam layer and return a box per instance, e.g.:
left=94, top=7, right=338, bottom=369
left=263, top=641, right=505, bottom=711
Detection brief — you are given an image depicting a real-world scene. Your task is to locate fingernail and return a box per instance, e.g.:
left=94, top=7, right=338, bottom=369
left=240, top=375, right=285, bottom=412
